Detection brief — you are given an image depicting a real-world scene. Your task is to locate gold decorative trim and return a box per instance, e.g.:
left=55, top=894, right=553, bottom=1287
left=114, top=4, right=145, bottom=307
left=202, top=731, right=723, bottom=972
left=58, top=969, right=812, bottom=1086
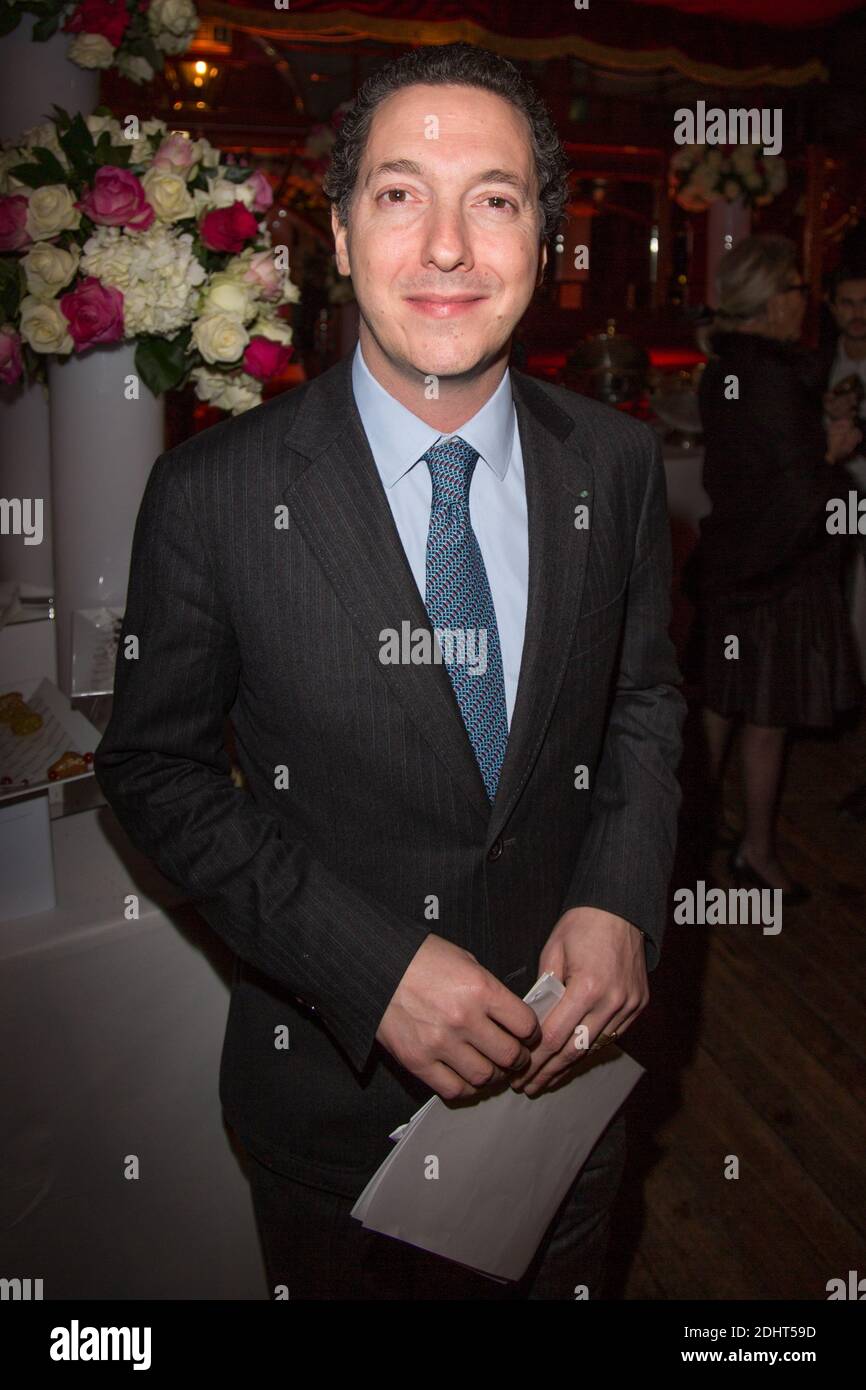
left=204, top=4, right=828, bottom=87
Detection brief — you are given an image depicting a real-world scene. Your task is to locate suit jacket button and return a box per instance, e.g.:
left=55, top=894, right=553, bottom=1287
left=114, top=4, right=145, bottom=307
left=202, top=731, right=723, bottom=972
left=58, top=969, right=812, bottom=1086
left=487, top=838, right=503, bottom=862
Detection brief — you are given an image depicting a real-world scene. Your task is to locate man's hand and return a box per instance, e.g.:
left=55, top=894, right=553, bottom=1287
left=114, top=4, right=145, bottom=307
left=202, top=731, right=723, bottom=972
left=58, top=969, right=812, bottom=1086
left=825, top=415, right=863, bottom=463
left=823, top=387, right=859, bottom=422
left=510, top=906, right=649, bottom=1097
left=375, top=934, right=541, bottom=1101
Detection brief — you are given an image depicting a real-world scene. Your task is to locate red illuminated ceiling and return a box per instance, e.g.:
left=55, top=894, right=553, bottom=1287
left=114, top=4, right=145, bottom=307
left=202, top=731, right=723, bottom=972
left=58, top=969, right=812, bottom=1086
left=629, top=0, right=865, bottom=24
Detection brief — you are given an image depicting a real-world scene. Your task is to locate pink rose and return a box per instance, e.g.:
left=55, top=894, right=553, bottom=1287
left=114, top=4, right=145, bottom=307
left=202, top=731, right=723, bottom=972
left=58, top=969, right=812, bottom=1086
left=63, top=0, right=130, bottom=48
left=242, top=248, right=282, bottom=301
left=59, top=276, right=124, bottom=351
left=152, top=132, right=198, bottom=176
left=199, top=201, right=258, bottom=253
left=0, top=326, right=23, bottom=386
left=77, top=167, right=154, bottom=232
left=243, top=335, right=291, bottom=382
left=0, top=195, right=31, bottom=252
left=245, top=170, right=273, bottom=213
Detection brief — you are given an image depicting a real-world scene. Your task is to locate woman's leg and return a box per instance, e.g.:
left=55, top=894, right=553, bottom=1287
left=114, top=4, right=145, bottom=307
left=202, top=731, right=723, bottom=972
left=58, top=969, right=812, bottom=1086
left=739, top=722, right=794, bottom=891
left=702, top=707, right=735, bottom=784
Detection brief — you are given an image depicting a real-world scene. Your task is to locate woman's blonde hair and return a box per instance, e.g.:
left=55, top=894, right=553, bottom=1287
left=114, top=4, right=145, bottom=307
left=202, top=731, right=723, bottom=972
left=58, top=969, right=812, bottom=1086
left=698, top=233, right=799, bottom=355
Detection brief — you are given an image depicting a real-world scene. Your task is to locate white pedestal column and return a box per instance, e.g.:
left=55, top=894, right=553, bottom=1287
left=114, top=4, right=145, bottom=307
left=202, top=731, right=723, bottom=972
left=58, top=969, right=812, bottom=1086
left=0, top=15, right=99, bottom=133
left=0, top=380, right=54, bottom=589
left=0, top=15, right=100, bottom=593
left=48, top=344, right=164, bottom=697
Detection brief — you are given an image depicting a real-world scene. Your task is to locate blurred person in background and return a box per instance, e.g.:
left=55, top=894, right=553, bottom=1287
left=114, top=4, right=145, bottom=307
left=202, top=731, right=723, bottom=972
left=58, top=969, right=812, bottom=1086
left=684, top=234, right=862, bottom=902
left=821, top=264, right=866, bottom=819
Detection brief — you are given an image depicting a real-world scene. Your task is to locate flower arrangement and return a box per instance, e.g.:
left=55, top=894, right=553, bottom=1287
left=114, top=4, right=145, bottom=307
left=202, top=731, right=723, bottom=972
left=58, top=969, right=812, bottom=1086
left=0, top=0, right=199, bottom=84
left=0, top=108, right=299, bottom=414
left=669, top=145, right=787, bottom=213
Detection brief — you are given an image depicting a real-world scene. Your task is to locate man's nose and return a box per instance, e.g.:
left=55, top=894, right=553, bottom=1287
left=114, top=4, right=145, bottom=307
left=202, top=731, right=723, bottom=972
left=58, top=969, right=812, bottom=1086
left=420, top=204, right=473, bottom=271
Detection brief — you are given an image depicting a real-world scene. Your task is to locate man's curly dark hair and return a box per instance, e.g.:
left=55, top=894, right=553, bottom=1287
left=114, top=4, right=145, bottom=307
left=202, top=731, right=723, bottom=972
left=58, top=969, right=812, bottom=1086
left=322, top=41, right=571, bottom=248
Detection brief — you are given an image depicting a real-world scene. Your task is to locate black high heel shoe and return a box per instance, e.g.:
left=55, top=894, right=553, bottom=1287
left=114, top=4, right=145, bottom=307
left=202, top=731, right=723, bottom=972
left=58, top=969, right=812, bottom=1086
left=727, top=841, right=811, bottom=907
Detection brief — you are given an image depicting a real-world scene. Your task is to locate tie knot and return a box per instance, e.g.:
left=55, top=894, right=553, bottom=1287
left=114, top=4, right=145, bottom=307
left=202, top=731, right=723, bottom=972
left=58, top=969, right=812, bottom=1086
left=423, top=435, right=479, bottom=505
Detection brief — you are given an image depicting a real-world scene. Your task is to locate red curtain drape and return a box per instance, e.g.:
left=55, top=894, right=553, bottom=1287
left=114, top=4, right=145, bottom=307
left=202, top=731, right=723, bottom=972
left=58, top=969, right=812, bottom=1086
left=206, top=0, right=852, bottom=86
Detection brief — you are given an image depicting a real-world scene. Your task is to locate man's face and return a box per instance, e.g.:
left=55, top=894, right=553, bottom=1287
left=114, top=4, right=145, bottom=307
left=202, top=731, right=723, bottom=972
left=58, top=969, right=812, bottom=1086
left=830, top=279, right=866, bottom=342
left=332, top=82, right=547, bottom=383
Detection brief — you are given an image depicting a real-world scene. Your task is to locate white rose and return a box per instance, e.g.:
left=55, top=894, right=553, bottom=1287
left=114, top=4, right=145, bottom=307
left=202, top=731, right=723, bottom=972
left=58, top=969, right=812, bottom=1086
left=116, top=53, right=156, bottom=85
left=199, top=140, right=220, bottom=170
left=140, top=168, right=195, bottom=222
left=21, top=243, right=80, bottom=298
left=249, top=316, right=292, bottom=346
left=201, top=273, right=257, bottom=323
left=19, top=296, right=73, bottom=355
left=67, top=33, right=115, bottom=70
left=192, top=312, right=249, bottom=364
left=25, top=184, right=81, bottom=241
left=85, top=114, right=124, bottom=144
left=191, top=366, right=261, bottom=414
left=149, top=0, right=198, bottom=40
left=125, top=119, right=168, bottom=166
left=193, top=175, right=256, bottom=213
left=20, top=123, right=69, bottom=168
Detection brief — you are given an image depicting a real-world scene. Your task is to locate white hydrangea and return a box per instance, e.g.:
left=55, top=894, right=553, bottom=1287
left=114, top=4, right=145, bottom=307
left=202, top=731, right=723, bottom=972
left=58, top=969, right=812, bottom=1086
left=80, top=223, right=207, bottom=338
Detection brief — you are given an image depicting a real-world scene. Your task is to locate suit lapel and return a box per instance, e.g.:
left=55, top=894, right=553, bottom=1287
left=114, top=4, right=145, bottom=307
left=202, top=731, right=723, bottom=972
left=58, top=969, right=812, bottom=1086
left=486, top=371, right=594, bottom=846
left=282, top=356, right=491, bottom=822
left=280, top=356, right=595, bottom=838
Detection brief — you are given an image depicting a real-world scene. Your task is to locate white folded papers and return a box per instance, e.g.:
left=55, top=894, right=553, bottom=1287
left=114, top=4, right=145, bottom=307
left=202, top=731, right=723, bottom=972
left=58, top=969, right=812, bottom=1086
left=351, top=971, right=645, bottom=1283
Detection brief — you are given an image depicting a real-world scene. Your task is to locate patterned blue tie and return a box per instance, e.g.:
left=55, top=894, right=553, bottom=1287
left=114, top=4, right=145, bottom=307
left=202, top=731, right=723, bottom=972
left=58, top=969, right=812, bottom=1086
left=422, top=435, right=509, bottom=801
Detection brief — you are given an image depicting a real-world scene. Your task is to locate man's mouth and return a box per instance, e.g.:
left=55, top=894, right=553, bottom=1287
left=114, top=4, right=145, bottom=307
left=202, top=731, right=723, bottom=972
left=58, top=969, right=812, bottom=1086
left=405, top=295, right=487, bottom=318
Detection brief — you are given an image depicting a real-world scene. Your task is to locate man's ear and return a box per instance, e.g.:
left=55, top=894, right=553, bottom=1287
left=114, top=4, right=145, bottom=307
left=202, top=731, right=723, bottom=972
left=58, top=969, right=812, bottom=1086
left=331, top=203, right=351, bottom=276
left=536, top=240, right=548, bottom=288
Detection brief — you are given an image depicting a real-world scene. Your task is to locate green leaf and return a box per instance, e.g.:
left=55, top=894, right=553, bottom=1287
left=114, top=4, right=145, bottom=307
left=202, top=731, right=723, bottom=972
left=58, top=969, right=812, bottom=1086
left=0, top=257, right=22, bottom=321
left=31, top=12, right=60, bottom=40
left=8, top=162, right=52, bottom=189
left=219, top=165, right=252, bottom=185
left=135, top=330, right=193, bottom=396
left=125, top=33, right=162, bottom=71
left=31, top=146, right=68, bottom=182
left=58, top=111, right=96, bottom=180
left=95, top=142, right=132, bottom=169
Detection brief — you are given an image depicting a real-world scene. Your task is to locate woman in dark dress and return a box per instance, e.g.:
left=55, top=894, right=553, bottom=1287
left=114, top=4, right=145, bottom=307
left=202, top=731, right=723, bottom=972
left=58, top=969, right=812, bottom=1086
left=687, top=234, right=863, bottom=902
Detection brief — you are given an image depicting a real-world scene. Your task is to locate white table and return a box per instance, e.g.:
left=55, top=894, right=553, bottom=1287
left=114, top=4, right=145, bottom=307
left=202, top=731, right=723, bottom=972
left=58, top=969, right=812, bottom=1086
left=0, top=804, right=267, bottom=1299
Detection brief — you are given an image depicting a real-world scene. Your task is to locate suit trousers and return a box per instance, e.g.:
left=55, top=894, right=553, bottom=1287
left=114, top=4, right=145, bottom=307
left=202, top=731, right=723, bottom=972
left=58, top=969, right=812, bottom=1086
left=242, top=1108, right=627, bottom=1300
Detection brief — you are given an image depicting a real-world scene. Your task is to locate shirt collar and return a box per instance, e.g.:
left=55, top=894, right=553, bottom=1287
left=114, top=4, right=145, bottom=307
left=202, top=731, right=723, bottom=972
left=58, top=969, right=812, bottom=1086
left=351, top=339, right=515, bottom=488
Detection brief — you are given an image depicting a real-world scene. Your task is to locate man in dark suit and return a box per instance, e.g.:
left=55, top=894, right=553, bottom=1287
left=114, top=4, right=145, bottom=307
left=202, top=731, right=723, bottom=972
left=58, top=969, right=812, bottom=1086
left=94, top=42, right=686, bottom=1299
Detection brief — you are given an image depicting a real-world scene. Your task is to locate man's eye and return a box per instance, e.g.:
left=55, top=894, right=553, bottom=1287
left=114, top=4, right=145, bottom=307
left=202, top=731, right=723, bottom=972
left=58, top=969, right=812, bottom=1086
left=377, top=188, right=410, bottom=204
left=483, top=196, right=517, bottom=211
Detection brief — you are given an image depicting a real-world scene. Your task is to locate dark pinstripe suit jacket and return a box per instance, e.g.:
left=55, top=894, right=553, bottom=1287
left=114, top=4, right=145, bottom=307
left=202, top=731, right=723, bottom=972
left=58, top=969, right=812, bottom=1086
left=94, top=351, right=686, bottom=1198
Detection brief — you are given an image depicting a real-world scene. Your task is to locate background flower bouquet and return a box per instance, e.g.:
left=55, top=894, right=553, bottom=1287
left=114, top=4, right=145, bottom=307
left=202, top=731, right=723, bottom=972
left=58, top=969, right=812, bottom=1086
left=0, top=0, right=199, bottom=85
left=0, top=107, right=298, bottom=413
left=669, top=144, right=787, bottom=212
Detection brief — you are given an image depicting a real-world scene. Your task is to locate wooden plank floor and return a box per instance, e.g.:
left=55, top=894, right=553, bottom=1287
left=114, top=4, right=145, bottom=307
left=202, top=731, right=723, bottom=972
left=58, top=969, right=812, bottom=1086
left=606, top=699, right=866, bottom=1300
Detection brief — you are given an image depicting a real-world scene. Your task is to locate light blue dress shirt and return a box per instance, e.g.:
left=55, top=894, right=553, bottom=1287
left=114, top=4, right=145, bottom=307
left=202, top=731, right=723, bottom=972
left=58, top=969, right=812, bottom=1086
left=351, top=340, right=528, bottom=728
